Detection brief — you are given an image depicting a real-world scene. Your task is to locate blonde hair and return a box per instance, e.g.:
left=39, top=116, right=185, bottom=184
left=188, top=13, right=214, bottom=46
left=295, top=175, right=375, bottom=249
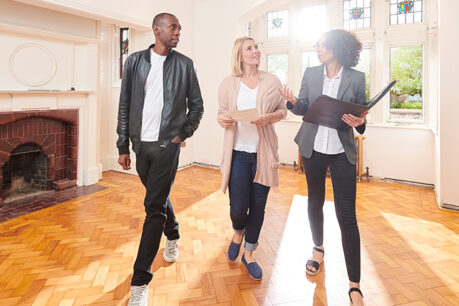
left=231, top=36, right=255, bottom=77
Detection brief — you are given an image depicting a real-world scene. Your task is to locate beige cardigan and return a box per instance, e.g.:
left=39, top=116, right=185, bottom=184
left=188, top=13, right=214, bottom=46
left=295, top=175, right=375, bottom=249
left=218, top=71, right=287, bottom=193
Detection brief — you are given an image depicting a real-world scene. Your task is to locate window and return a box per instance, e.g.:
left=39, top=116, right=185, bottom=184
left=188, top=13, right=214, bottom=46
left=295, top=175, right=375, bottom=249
left=251, top=0, right=434, bottom=125
left=389, top=45, right=423, bottom=120
left=355, top=49, right=371, bottom=100
left=267, top=55, right=288, bottom=85
left=302, top=52, right=321, bottom=74
left=120, top=27, right=129, bottom=79
left=343, top=0, right=371, bottom=30
left=390, top=0, right=423, bottom=25
left=299, top=4, right=327, bottom=42
left=267, top=10, right=288, bottom=38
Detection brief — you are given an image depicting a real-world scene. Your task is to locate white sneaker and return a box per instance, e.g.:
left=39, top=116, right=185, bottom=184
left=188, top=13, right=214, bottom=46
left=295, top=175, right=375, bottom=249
left=163, top=239, right=179, bottom=262
left=128, top=284, right=148, bottom=306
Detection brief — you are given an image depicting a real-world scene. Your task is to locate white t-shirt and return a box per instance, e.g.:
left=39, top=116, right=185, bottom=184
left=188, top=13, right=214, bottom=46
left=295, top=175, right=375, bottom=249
left=234, top=82, right=259, bottom=153
left=141, top=49, right=167, bottom=141
left=313, top=66, right=345, bottom=154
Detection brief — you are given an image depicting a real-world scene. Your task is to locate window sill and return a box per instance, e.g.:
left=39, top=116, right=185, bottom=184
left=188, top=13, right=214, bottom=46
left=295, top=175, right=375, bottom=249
left=367, top=122, right=434, bottom=132
left=280, top=119, right=435, bottom=132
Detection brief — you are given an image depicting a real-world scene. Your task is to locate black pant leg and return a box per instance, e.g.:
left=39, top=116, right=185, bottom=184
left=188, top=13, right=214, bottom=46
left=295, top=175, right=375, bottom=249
left=302, top=152, right=328, bottom=246
left=328, top=153, right=361, bottom=283
left=163, top=197, right=180, bottom=240
left=131, top=142, right=181, bottom=286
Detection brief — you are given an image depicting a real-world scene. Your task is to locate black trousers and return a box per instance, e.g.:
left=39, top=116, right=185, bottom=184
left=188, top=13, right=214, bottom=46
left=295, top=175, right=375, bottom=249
left=302, top=151, right=361, bottom=283
left=131, top=141, right=181, bottom=286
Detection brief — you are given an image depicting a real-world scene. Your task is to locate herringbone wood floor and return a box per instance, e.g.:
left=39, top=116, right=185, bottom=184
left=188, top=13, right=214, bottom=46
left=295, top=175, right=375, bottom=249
left=0, top=166, right=458, bottom=305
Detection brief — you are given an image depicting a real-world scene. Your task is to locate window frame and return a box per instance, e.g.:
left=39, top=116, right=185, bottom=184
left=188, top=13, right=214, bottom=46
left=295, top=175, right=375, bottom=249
left=386, top=43, right=426, bottom=124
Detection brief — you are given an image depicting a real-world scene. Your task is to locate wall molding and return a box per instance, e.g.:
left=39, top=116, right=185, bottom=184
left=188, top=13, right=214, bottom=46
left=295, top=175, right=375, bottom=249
left=10, top=43, right=57, bottom=87
left=13, top=0, right=151, bottom=31
left=0, top=23, right=100, bottom=44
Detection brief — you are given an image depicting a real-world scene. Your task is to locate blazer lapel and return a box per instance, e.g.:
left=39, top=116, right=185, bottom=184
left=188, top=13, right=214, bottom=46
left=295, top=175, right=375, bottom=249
left=337, top=67, right=351, bottom=100
left=312, top=65, right=325, bottom=99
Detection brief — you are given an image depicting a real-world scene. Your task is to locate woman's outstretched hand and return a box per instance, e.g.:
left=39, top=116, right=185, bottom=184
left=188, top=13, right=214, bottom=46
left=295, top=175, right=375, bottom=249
left=341, top=111, right=368, bottom=127
left=279, top=85, right=297, bottom=105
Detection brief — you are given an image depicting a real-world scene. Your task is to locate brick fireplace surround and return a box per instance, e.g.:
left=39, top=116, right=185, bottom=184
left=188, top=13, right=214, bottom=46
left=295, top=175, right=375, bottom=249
left=0, top=110, right=78, bottom=203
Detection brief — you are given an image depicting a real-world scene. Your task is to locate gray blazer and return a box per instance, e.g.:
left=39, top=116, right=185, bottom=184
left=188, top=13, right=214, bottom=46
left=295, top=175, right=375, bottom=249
left=287, top=65, right=366, bottom=165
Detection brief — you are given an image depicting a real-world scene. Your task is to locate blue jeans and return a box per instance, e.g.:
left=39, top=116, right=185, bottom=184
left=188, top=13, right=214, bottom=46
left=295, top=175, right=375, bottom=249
left=228, top=150, right=270, bottom=251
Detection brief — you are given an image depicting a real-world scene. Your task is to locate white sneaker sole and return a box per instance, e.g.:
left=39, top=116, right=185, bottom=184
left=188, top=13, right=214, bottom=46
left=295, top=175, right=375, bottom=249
left=163, top=251, right=178, bottom=263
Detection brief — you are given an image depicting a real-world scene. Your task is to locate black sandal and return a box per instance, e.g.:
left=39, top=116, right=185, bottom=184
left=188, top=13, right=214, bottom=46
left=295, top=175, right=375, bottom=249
left=305, top=247, right=324, bottom=276
left=348, top=287, right=363, bottom=304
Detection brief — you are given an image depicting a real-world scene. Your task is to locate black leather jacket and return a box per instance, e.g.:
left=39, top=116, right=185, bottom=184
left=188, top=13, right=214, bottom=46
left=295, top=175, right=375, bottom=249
left=117, top=44, right=204, bottom=155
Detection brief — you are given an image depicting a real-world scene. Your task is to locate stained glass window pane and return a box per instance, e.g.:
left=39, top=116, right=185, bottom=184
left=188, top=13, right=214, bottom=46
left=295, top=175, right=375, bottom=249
left=267, top=55, right=288, bottom=85
left=355, top=49, right=371, bottom=100
left=343, top=0, right=371, bottom=30
left=267, top=10, right=288, bottom=38
left=120, top=28, right=129, bottom=79
left=300, top=4, right=327, bottom=42
left=389, top=46, right=423, bottom=121
left=390, top=0, right=423, bottom=25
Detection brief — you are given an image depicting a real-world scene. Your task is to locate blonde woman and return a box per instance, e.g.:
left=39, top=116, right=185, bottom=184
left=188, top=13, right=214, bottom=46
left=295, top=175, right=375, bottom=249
left=217, top=37, right=286, bottom=280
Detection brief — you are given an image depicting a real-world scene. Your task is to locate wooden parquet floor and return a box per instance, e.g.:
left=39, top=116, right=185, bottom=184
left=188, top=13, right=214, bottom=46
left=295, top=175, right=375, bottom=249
left=0, top=166, right=458, bottom=306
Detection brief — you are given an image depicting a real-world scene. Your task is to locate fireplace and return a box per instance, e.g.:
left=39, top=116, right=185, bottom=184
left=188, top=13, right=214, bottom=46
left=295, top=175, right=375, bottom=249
left=0, top=110, right=78, bottom=204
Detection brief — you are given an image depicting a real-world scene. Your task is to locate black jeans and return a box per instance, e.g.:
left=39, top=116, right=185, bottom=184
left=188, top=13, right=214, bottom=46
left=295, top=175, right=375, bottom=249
left=302, top=151, right=361, bottom=283
left=131, top=141, right=181, bottom=286
left=228, top=150, right=270, bottom=251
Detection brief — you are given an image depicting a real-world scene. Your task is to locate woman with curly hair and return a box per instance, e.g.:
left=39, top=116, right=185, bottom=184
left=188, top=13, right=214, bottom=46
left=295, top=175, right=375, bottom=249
left=279, top=29, right=366, bottom=305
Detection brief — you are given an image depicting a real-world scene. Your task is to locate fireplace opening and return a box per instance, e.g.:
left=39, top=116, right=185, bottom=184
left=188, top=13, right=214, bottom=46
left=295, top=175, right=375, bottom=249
left=1, top=143, right=51, bottom=203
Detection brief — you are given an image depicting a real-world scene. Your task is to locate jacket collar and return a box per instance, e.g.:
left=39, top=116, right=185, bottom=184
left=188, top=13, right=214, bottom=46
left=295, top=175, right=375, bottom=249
left=145, top=44, right=174, bottom=63
left=313, top=64, right=352, bottom=100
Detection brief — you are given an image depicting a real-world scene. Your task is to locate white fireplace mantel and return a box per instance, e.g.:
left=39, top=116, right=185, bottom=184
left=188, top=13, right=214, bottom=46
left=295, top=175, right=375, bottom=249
left=0, top=87, right=101, bottom=188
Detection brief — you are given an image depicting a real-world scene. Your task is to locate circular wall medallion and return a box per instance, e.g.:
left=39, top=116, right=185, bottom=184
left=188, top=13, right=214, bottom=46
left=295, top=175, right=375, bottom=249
left=10, top=44, right=57, bottom=87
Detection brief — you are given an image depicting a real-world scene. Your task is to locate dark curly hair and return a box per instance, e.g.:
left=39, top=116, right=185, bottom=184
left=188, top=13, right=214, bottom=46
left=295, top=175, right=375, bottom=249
left=318, top=29, right=362, bottom=68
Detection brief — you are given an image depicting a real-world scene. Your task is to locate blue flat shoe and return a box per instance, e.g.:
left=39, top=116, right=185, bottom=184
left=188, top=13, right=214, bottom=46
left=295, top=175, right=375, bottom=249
left=228, top=234, right=243, bottom=261
left=241, top=254, right=262, bottom=280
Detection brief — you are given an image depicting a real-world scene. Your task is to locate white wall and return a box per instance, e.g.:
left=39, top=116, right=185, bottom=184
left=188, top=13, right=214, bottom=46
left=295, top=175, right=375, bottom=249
left=437, top=0, right=459, bottom=208
left=192, top=0, right=249, bottom=167
left=363, top=126, right=434, bottom=184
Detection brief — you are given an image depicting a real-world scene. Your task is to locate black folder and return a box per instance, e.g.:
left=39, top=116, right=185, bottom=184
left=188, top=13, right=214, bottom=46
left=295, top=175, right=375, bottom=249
left=303, top=81, right=396, bottom=129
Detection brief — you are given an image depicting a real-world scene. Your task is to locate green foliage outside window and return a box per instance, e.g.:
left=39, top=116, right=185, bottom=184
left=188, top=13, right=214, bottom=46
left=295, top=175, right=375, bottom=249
left=390, top=46, right=423, bottom=110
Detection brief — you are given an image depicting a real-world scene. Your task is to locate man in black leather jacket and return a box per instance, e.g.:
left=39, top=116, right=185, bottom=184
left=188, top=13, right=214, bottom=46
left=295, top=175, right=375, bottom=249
left=116, top=13, right=203, bottom=305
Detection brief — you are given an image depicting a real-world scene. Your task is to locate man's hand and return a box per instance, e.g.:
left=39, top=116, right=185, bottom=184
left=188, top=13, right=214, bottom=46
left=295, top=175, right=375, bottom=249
left=341, top=111, right=368, bottom=127
left=118, top=154, right=131, bottom=170
left=217, top=114, right=235, bottom=128
left=251, top=114, right=270, bottom=127
left=170, top=136, right=182, bottom=143
left=279, top=85, right=297, bottom=105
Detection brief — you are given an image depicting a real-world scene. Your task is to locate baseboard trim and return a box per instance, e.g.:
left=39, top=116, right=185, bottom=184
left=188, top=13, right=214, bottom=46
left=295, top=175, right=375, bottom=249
left=440, top=203, right=459, bottom=211
left=370, top=176, right=434, bottom=189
